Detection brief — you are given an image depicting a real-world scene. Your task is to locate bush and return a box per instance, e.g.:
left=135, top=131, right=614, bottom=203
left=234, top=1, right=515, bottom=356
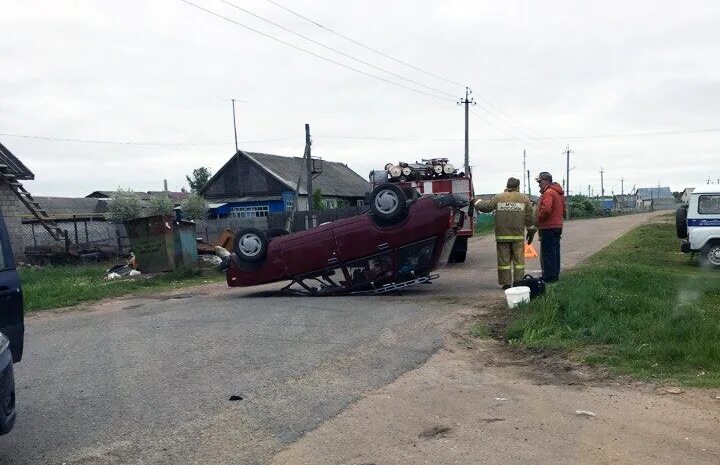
left=147, top=194, right=174, bottom=217
left=181, top=193, right=208, bottom=220
left=107, top=188, right=142, bottom=223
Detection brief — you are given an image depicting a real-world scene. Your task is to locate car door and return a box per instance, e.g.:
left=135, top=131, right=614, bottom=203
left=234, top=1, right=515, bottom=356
left=0, top=215, right=23, bottom=363
left=279, top=228, right=339, bottom=276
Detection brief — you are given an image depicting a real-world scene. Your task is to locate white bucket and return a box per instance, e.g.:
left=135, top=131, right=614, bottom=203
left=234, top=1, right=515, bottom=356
left=505, top=286, right=531, bottom=308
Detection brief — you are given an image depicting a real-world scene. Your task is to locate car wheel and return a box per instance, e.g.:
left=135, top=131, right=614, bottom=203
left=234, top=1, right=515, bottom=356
left=233, top=228, right=268, bottom=263
left=449, top=237, right=468, bottom=263
left=675, top=205, right=688, bottom=239
left=700, top=241, right=720, bottom=268
left=369, top=183, right=408, bottom=225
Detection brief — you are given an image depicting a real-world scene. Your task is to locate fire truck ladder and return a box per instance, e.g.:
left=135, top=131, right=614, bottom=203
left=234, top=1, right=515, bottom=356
left=0, top=164, right=65, bottom=242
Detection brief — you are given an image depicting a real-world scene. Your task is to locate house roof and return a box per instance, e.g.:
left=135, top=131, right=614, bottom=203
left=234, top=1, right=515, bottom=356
left=0, top=141, right=34, bottom=180
left=205, top=151, right=370, bottom=198
left=635, top=187, right=673, bottom=199
left=86, top=190, right=189, bottom=203
left=28, top=197, right=108, bottom=219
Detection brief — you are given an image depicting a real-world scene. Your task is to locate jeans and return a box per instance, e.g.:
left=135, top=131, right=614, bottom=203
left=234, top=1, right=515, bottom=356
left=539, top=228, right=562, bottom=282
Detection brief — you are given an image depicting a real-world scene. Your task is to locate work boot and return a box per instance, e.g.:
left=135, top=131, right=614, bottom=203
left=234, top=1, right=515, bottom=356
left=501, top=284, right=511, bottom=290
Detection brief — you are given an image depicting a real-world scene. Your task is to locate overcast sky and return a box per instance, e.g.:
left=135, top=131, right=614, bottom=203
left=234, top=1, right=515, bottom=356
left=2, top=0, right=719, bottom=197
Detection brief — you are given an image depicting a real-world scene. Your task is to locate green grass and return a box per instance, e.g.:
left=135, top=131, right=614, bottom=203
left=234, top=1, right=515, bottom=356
left=506, top=222, right=720, bottom=387
left=474, top=214, right=495, bottom=236
left=469, top=322, right=490, bottom=338
left=20, top=264, right=224, bottom=312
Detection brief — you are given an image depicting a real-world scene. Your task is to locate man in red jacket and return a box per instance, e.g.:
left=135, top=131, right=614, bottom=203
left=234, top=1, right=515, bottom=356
left=534, top=171, right=566, bottom=282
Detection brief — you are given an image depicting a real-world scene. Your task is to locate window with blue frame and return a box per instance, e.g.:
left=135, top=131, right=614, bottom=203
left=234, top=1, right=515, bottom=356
left=230, top=205, right=269, bottom=218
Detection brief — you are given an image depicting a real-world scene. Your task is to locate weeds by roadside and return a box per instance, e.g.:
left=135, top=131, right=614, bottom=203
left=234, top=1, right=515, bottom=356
left=20, top=264, right=225, bottom=312
left=505, top=221, right=720, bottom=387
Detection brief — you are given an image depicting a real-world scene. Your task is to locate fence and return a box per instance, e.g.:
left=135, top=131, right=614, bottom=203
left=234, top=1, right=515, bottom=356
left=21, top=206, right=368, bottom=258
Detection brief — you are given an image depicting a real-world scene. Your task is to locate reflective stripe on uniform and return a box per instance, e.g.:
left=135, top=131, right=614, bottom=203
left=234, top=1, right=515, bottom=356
left=496, top=235, right=525, bottom=240
left=514, top=264, right=525, bottom=269
left=497, top=265, right=512, bottom=270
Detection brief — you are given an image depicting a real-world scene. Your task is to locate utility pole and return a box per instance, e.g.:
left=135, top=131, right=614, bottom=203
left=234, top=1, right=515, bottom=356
left=527, top=170, right=531, bottom=196
left=458, top=87, right=476, bottom=175
left=305, top=123, right=313, bottom=213
left=522, top=149, right=527, bottom=194
left=565, top=145, right=572, bottom=219
left=588, top=185, right=591, bottom=197
left=621, top=178, right=624, bottom=196
left=600, top=167, right=605, bottom=200
left=231, top=99, right=239, bottom=153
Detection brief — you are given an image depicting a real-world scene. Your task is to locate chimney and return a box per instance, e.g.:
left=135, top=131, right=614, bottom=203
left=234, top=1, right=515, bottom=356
left=163, top=179, right=168, bottom=191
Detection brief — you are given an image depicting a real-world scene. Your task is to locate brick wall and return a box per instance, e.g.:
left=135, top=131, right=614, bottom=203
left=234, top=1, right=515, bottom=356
left=0, top=182, right=27, bottom=259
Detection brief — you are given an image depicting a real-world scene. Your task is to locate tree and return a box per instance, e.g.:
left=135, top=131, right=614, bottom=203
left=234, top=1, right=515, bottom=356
left=181, top=193, right=208, bottom=220
left=147, top=194, right=174, bottom=216
left=186, top=167, right=212, bottom=193
left=107, top=188, right=142, bottom=223
left=312, top=188, right=326, bottom=211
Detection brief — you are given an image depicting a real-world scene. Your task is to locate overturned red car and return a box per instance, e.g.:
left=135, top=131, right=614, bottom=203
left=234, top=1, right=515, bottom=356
left=225, top=183, right=468, bottom=295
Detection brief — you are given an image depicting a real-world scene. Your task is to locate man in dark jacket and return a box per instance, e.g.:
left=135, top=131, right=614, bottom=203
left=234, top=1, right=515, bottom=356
left=535, top=171, right=565, bottom=282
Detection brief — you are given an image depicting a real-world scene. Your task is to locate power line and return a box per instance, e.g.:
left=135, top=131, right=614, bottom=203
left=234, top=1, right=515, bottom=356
left=219, top=0, right=456, bottom=99
left=0, top=132, right=296, bottom=146
left=265, top=0, right=546, bottom=140
left=469, top=109, right=546, bottom=151
left=265, top=0, right=465, bottom=88
left=179, top=0, right=454, bottom=102
left=4, top=126, right=719, bottom=147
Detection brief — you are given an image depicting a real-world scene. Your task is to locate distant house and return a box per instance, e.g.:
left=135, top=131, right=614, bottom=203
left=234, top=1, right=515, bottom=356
left=680, top=187, right=695, bottom=204
left=0, top=141, right=35, bottom=257
left=635, top=187, right=676, bottom=211
left=28, top=197, right=108, bottom=220
left=200, top=151, right=370, bottom=218
left=612, top=194, right=638, bottom=213
left=86, top=190, right=189, bottom=206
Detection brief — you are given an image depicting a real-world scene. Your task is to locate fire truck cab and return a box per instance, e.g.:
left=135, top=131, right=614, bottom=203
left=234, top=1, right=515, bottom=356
left=370, top=158, right=473, bottom=262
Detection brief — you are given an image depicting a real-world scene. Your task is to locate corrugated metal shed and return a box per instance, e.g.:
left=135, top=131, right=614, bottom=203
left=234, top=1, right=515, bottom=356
left=0, top=141, right=34, bottom=180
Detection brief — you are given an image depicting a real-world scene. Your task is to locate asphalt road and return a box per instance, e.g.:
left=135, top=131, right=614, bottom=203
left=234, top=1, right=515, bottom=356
left=0, top=212, right=661, bottom=465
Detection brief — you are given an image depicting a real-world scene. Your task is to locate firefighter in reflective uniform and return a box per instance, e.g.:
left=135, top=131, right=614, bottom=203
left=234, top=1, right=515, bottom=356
left=472, top=177, right=536, bottom=289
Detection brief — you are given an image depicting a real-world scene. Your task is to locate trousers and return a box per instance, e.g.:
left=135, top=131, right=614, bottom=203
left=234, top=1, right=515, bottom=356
left=496, top=240, right=525, bottom=286
left=539, top=228, right=562, bottom=282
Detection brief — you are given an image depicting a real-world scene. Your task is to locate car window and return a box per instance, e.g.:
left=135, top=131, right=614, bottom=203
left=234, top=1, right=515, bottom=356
left=698, top=195, right=720, bottom=215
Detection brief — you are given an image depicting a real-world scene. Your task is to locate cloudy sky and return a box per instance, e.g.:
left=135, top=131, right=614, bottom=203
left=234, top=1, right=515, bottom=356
left=2, top=0, right=718, bottom=197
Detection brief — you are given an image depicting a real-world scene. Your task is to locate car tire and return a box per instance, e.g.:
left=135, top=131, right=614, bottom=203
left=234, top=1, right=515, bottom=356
left=676, top=205, right=688, bottom=239
left=369, top=183, right=408, bottom=225
left=449, top=236, right=468, bottom=263
left=700, top=240, right=720, bottom=268
left=233, top=228, right=268, bottom=263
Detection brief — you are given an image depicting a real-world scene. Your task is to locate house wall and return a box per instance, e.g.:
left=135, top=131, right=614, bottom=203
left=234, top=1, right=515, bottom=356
left=0, top=183, right=26, bottom=259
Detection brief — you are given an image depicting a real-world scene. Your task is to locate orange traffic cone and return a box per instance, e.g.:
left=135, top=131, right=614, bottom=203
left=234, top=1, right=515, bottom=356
left=524, top=243, right=538, bottom=259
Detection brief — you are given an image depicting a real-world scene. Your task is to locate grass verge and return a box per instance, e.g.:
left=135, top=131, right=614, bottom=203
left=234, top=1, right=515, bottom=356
left=506, top=221, right=720, bottom=387
left=474, top=214, right=495, bottom=236
left=20, top=264, right=224, bottom=312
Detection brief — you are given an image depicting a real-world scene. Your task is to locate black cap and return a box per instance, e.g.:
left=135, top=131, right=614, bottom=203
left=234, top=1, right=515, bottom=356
left=535, top=171, right=553, bottom=182
left=506, top=177, right=520, bottom=189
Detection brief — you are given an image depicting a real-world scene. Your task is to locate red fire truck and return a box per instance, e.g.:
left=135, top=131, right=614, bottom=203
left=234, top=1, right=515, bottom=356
left=370, top=158, right=474, bottom=262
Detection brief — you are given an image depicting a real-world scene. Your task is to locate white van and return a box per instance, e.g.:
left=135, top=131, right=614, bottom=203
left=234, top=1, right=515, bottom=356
left=677, top=185, right=720, bottom=267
